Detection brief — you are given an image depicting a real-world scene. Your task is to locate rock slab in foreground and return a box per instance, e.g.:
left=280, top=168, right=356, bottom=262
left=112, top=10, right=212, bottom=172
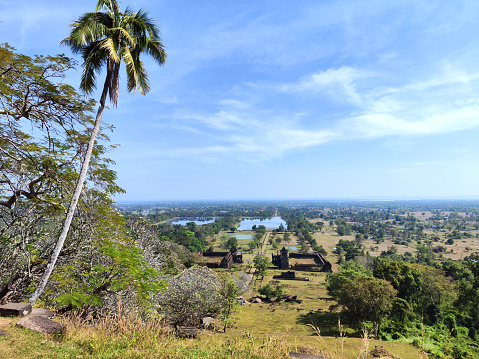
left=289, top=353, right=327, bottom=359
left=0, top=303, right=32, bottom=317
left=0, top=328, right=8, bottom=337
left=16, top=316, right=63, bottom=334
left=30, top=308, right=56, bottom=319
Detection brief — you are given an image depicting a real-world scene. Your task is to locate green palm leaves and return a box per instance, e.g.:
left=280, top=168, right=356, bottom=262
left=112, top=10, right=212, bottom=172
left=61, top=0, right=166, bottom=105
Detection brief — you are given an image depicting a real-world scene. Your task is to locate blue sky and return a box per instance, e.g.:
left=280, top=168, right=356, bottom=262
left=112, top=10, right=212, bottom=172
left=2, top=0, right=479, bottom=201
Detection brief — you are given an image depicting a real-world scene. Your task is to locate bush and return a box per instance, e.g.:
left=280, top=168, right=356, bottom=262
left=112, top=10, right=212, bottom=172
left=258, top=283, right=285, bottom=300
left=158, top=266, right=222, bottom=326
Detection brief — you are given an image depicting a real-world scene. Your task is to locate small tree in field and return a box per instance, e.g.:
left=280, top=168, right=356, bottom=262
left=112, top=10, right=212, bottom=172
left=253, top=255, right=270, bottom=279
left=219, top=278, right=239, bottom=332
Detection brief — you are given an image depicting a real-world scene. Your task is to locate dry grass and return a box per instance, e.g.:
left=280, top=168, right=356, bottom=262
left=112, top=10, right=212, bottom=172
left=0, top=294, right=425, bottom=359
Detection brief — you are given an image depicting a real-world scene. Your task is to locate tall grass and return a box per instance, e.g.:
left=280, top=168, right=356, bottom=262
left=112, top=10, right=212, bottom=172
left=0, top=308, right=419, bottom=359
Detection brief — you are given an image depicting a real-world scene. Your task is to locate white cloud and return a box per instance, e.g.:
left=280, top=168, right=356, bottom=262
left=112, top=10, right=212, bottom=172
left=137, top=60, right=479, bottom=165
left=281, top=67, right=371, bottom=106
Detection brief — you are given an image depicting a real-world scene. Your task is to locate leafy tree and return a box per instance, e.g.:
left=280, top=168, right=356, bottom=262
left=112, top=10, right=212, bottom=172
left=317, top=221, right=325, bottom=232
left=0, top=45, right=123, bottom=303
left=415, top=244, right=436, bottom=266
left=248, top=240, right=258, bottom=252
left=30, top=0, right=167, bottom=305
left=253, top=255, right=270, bottom=278
left=299, top=241, right=309, bottom=253
left=326, top=260, right=372, bottom=301
left=409, top=263, right=456, bottom=322
left=50, top=198, right=166, bottom=310
left=283, top=232, right=291, bottom=243
left=219, top=278, right=240, bottom=332
left=335, top=239, right=364, bottom=261
left=373, top=259, right=423, bottom=306
left=258, top=283, right=285, bottom=300
left=339, top=276, right=397, bottom=337
left=222, top=236, right=238, bottom=251
left=354, top=233, right=364, bottom=246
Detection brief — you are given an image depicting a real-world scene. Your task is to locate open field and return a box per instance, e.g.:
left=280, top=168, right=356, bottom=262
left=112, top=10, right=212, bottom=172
left=0, top=313, right=426, bottom=359
left=227, top=269, right=424, bottom=358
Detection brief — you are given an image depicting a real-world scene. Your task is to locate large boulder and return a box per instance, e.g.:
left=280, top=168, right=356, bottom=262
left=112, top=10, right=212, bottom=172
left=0, top=303, right=32, bottom=317
left=16, top=316, right=63, bottom=335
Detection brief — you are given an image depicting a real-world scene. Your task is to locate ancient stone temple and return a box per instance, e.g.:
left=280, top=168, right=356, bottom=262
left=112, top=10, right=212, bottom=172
left=200, top=247, right=243, bottom=269
left=272, top=247, right=332, bottom=272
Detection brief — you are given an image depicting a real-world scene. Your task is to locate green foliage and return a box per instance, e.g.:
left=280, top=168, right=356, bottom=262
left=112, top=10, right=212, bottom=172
left=48, top=199, right=166, bottom=309
left=373, top=259, right=423, bottom=305
left=258, top=283, right=285, bottom=300
left=339, top=276, right=397, bottom=334
left=0, top=44, right=127, bottom=303
left=221, top=236, right=238, bottom=251
left=326, top=260, right=372, bottom=301
left=219, top=278, right=240, bottom=332
left=335, top=239, right=364, bottom=260
left=62, top=0, right=166, bottom=99
left=253, top=255, right=270, bottom=277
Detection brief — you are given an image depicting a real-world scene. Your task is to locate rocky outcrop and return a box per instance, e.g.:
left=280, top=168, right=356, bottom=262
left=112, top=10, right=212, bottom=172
left=0, top=302, right=32, bottom=317
left=16, top=316, right=63, bottom=335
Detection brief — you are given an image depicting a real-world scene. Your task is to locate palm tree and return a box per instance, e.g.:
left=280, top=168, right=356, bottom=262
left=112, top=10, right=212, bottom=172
left=29, top=0, right=166, bottom=305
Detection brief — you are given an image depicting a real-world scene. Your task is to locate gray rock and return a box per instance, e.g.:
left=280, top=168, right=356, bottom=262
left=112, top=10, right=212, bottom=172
left=0, top=303, right=32, bottom=317
left=289, top=353, right=327, bottom=359
left=16, top=315, right=63, bottom=335
left=30, top=308, right=56, bottom=319
left=0, top=328, right=8, bottom=337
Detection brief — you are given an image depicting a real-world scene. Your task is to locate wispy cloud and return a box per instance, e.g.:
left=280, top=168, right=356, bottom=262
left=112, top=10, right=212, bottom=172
left=281, top=67, right=372, bottom=106
left=158, top=61, right=479, bottom=163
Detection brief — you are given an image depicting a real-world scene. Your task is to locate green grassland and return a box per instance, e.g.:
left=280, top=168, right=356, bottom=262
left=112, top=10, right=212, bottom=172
left=0, top=227, right=429, bottom=358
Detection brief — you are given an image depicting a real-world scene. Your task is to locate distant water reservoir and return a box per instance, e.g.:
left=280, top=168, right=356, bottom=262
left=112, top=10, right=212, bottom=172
left=237, top=217, right=287, bottom=231
left=169, top=217, right=216, bottom=226
left=231, top=234, right=255, bottom=240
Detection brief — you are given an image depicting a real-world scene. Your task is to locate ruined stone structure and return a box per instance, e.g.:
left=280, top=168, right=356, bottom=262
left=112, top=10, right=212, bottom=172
left=272, top=271, right=309, bottom=281
left=200, top=247, right=243, bottom=269
left=271, top=247, right=290, bottom=269
left=272, top=247, right=332, bottom=272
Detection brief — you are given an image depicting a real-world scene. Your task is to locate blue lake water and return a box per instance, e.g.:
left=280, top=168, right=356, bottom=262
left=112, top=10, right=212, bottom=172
left=231, top=234, right=255, bottom=240
left=286, top=246, right=297, bottom=250
left=169, top=217, right=217, bottom=226
left=237, top=217, right=287, bottom=231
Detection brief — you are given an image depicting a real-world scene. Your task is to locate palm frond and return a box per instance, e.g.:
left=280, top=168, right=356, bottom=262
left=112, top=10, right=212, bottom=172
left=80, top=43, right=108, bottom=94
left=98, top=37, right=120, bottom=64
left=145, top=40, right=167, bottom=66
left=62, top=12, right=112, bottom=54
left=62, top=0, right=166, bottom=100
left=120, top=45, right=138, bottom=93
left=131, top=49, right=150, bottom=94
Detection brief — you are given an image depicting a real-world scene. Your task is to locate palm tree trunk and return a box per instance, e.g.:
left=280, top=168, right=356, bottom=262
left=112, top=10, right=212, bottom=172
left=29, top=76, right=110, bottom=306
